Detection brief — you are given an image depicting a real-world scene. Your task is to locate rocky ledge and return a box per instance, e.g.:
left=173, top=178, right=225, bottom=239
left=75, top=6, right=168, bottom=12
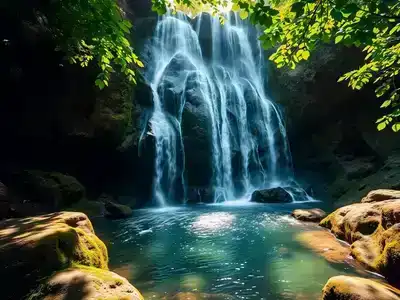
left=291, top=189, right=400, bottom=300
left=0, top=211, right=143, bottom=300
left=320, top=190, right=400, bottom=284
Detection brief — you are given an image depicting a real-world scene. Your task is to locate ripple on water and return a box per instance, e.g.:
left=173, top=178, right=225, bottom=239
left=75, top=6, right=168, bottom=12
left=93, top=205, right=380, bottom=300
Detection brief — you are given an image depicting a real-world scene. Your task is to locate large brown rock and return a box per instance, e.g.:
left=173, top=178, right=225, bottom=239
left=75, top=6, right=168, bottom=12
left=320, top=194, right=400, bottom=283
left=28, top=267, right=143, bottom=300
left=0, top=212, right=108, bottom=299
left=291, top=208, right=327, bottom=222
left=322, top=276, right=400, bottom=300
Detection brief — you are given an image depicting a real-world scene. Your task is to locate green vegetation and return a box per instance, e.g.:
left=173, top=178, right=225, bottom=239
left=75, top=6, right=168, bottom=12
left=8, top=0, right=144, bottom=89
left=16, top=0, right=398, bottom=130
left=152, top=0, right=400, bottom=131
left=52, top=0, right=144, bottom=89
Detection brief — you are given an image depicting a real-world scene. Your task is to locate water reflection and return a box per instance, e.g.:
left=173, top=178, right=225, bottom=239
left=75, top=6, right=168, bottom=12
left=93, top=204, right=379, bottom=300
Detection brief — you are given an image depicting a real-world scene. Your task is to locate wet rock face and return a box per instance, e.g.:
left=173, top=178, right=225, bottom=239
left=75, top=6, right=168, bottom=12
left=251, top=187, right=292, bottom=203
left=268, top=45, right=400, bottom=204
left=322, top=276, right=400, bottom=300
left=320, top=192, right=400, bottom=283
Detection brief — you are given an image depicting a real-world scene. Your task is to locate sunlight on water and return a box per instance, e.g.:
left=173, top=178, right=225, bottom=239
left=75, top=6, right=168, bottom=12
left=191, top=212, right=235, bottom=235
left=94, top=204, right=378, bottom=300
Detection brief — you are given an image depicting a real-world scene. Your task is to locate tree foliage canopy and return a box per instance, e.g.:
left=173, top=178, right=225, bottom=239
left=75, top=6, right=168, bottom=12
left=152, top=0, right=400, bottom=132
left=17, top=0, right=144, bottom=89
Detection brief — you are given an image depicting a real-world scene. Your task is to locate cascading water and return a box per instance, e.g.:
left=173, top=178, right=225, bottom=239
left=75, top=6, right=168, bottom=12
left=142, top=11, right=297, bottom=206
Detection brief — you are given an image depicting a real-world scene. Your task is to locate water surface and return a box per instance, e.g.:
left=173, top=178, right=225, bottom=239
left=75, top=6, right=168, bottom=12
left=94, top=203, right=375, bottom=299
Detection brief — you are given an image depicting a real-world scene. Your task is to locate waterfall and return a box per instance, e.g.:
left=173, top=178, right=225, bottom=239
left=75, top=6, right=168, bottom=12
left=142, top=11, right=294, bottom=206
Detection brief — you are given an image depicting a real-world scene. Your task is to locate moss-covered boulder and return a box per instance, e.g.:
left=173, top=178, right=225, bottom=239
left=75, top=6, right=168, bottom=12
left=11, top=170, right=86, bottom=210
left=322, top=276, right=400, bottom=300
left=291, top=208, right=327, bottom=222
left=320, top=192, right=400, bottom=283
left=29, top=266, right=143, bottom=300
left=0, top=212, right=107, bottom=299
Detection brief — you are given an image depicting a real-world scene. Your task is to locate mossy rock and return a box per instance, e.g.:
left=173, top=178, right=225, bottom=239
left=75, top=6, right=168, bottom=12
left=320, top=193, right=400, bottom=283
left=322, top=276, right=400, bottom=300
left=12, top=170, right=86, bottom=209
left=0, top=212, right=107, bottom=299
left=28, top=266, right=143, bottom=300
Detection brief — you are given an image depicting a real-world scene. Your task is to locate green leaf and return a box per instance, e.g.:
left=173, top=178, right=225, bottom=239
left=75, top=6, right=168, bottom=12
left=377, top=122, right=387, bottom=131
left=301, top=50, right=310, bottom=60
left=232, top=3, right=240, bottom=12
left=335, top=35, right=344, bottom=44
left=392, top=123, right=400, bottom=132
left=239, top=10, right=248, bottom=20
left=95, top=79, right=105, bottom=90
left=136, top=60, right=144, bottom=68
left=381, top=100, right=392, bottom=108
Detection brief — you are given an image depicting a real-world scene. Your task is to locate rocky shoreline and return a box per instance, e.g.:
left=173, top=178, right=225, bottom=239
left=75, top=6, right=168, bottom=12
left=292, top=189, right=400, bottom=300
left=0, top=188, right=399, bottom=299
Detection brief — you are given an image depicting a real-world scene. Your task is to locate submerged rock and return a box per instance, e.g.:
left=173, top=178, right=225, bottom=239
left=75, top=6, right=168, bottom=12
left=292, top=208, right=327, bottom=222
left=320, top=191, right=400, bottom=282
left=251, top=187, right=292, bottom=203
left=0, top=212, right=108, bottom=299
left=28, top=267, right=143, bottom=300
left=322, top=276, right=400, bottom=300
left=296, top=230, right=351, bottom=263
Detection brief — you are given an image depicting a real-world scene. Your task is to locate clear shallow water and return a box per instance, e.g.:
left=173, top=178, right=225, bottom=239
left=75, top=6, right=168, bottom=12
left=93, top=204, right=375, bottom=299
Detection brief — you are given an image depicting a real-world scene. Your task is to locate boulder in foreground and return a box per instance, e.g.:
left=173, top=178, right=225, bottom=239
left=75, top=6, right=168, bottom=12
left=0, top=211, right=108, bottom=299
left=251, top=187, right=292, bottom=203
left=320, top=191, right=400, bottom=282
left=322, top=276, right=400, bottom=300
left=292, top=208, right=327, bottom=222
left=29, top=267, right=143, bottom=300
